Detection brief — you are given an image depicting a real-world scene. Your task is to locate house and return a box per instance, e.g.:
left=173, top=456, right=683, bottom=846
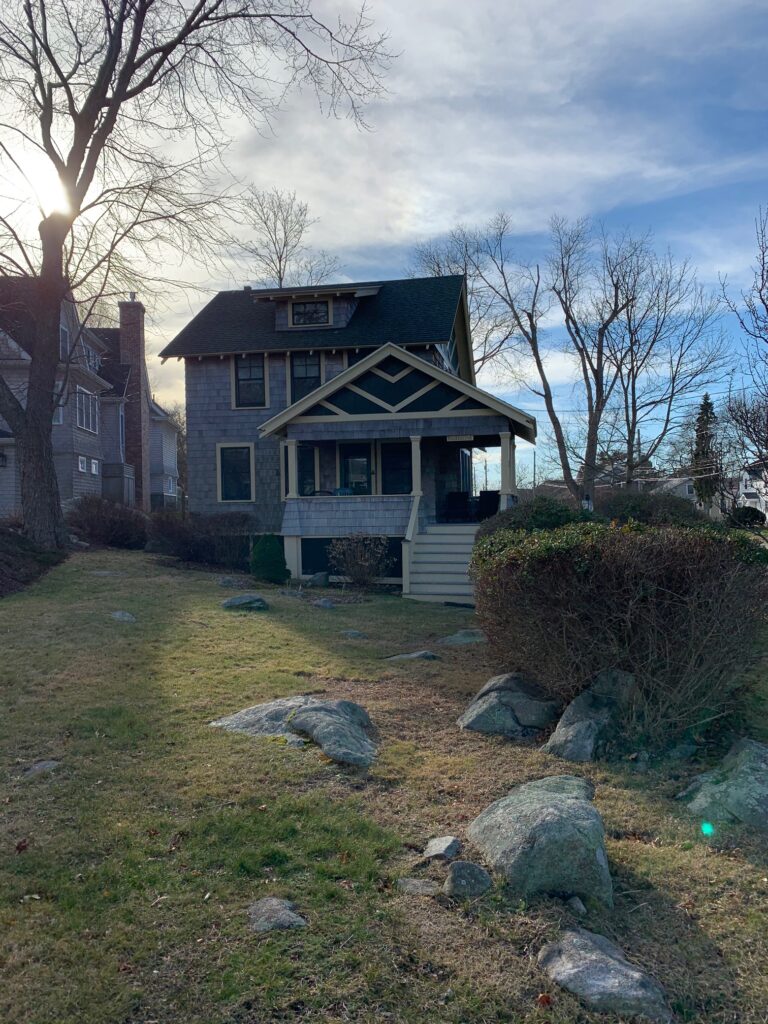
left=736, top=460, right=768, bottom=516
left=0, top=283, right=179, bottom=517
left=160, top=275, right=536, bottom=600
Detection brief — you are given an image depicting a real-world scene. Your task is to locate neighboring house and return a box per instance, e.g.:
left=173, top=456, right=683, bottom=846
left=161, top=275, right=536, bottom=600
left=0, top=282, right=178, bottom=518
left=735, top=461, right=768, bottom=515
left=651, top=475, right=698, bottom=502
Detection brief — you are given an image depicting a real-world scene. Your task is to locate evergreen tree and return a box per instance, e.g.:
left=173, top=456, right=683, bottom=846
left=692, top=394, right=720, bottom=505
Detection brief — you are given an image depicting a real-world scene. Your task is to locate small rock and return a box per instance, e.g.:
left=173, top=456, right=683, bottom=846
left=386, top=651, right=439, bottom=662
left=468, top=776, right=613, bottom=907
left=423, top=835, right=462, bottom=860
left=437, top=628, right=486, bottom=646
left=443, top=861, right=492, bottom=899
left=566, top=895, right=587, bottom=917
left=304, top=571, right=330, bottom=588
left=221, top=594, right=269, bottom=612
left=22, top=759, right=61, bottom=777
left=340, top=629, right=368, bottom=640
left=247, top=897, right=306, bottom=933
left=312, top=598, right=335, bottom=609
left=111, top=611, right=136, bottom=623
left=678, top=738, right=768, bottom=831
left=538, top=928, right=673, bottom=1022
left=396, top=878, right=440, bottom=896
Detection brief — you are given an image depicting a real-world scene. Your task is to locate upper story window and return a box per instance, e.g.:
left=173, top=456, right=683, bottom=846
left=233, top=353, right=267, bottom=408
left=83, top=344, right=101, bottom=373
left=291, top=300, right=330, bottom=327
left=59, top=325, right=70, bottom=361
left=290, top=352, right=321, bottom=402
left=76, top=386, right=99, bottom=433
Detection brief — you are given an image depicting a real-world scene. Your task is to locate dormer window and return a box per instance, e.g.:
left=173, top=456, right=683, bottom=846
left=291, top=300, right=330, bottom=327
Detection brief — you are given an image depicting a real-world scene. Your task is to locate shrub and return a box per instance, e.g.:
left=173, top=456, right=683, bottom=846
left=67, top=496, right=147, bottom=549
left=149, top=510, right=253, bottom=569
left=594, top=489, right=706, bottom=527
left=471, top=522, right=768, bottom=745
left=728, top=505, right=767, bottom=528
left=475, top=495, right=590, bottom=541
left=327, top=534, right=394, bottom=589
left=251, top=533, right=290, bottom=584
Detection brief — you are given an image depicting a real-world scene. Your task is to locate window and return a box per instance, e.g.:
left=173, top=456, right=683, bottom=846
left=59, top=325, right=70, bottom=361
left=119, top=406, right=126, bottom=459
left=298, top=445, right=318, bottom=496
left=291, top=352, right=321, bottom=402
left=83, top=344, right=101, bottom=373
left=76, top=387, right=99, bottom=433
left=218, top=444, right=254, bottom=502
left=166, top=476, right=176, bottom=495
left=291, top=300, right=329, bottom=326
left=380, top=442, right=412, bottom=495
left=90, top=459, right=99, bottom=475
left=78, top=455, right=88, bottom=473
left=687, top=484, right=695, bottom=495
left=339, top=442, right=371, bottom=495
left=233, top=354, right=266, bottom=407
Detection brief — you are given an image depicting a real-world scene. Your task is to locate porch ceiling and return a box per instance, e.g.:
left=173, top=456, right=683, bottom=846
left=259, top=343, right=536, bottom=443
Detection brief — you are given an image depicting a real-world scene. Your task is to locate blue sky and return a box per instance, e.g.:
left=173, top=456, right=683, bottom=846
left=153, top=0, right=768, bottom=477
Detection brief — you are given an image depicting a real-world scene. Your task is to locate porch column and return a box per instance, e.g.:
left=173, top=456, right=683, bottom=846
left=410, top=435, right=422, bottom=496
left=499, top=431, right=517, bottom=507
left=286, top=438, right=299, bottom=498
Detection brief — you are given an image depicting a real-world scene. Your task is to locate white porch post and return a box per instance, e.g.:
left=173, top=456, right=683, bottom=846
left=499, top=431, right=516, bottom=507
left=410, top=435, right=422, bottom=496
left=286, top=438, right=299, bottom=498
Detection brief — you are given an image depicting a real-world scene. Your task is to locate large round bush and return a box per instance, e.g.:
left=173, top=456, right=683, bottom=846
left=470, top=522, right=768, bottom=744
left=594, top=489, right=707, bottom=527
left=476, top=495, right=590, bottom=541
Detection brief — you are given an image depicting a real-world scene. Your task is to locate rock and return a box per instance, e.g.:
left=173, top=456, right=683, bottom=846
left=211, top=696, right=377, bottom=767
left=458, top=674, right=560, bottom=737
left=437, top=628, right=486, bottom=646
left=423, top=836, right=462, bottom=860
left=386, top=651, right=439, bottom=662
left=678, top=738, right=768, bottom=831
left=22, top=759, right=61, bottom=777
left=312, top=598, right=335, bottom=609
left=566, top=896, right=587, bottom=917
left=221, top=594, right=269, bottom=612
left=467, top=776, right=612, bottom=907
left=111, top=610, right=136, bottom=623
left=340, top=629, right=368, bottom=640
left=289, top=699, right=376, bottom=767
left=538, top=928, right=673, bottom=1022
left=443, top=861, right=492, bottom=899
left=68, top=534, right=89, bottom=549
left=396, top=878, right=440, bottom=896
left=247, top=897, right=306, bottom=933
left=304, top=571, right=330, bottom=588
left=543, top=671, right=635, bottom=763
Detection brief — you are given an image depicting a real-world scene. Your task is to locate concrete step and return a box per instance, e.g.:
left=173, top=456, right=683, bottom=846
left=413, top=538, right=476, bottom=551
left=424, top=523, right=479, bottom=534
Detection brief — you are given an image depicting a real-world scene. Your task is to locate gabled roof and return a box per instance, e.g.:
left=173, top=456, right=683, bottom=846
left=259, top=343, right=536, bottom=443
left=159, top=275, right=467, bottom=360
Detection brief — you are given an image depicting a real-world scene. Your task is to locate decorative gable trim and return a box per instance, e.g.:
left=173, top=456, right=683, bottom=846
left=259, top=343, right=536, bottom=442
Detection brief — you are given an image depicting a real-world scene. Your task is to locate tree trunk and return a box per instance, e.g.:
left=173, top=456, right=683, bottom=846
left=17, top=416, right=68, bottom=548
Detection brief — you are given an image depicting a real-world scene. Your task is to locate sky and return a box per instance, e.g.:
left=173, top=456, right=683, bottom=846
left=148, top=0, right=768, bottom=481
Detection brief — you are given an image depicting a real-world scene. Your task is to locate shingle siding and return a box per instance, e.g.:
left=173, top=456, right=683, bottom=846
left=281, top=496, right=411, bottom=537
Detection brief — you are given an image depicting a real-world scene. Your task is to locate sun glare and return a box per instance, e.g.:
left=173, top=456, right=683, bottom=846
left=23, top=155, right=71, bottom=216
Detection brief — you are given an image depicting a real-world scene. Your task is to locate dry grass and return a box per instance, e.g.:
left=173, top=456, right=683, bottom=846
left=1, top=550, right=767, bottom=1023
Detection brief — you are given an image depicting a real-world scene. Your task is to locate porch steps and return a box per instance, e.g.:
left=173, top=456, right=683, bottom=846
left=405, top=523, right=478, bottom=603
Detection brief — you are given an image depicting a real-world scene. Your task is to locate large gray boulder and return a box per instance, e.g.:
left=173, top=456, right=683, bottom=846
left=538, top=928, right=673, bottom=1022
left=211, top=697, right=377, bottom=766
left=467, top=776, right=613, bottom=907
left=289, top=699, right=376, bottom=767
left=543, top=670, right=635, bottom=762
left=458, top=674, right=559, bottom=738
left=678, top=738, right=768, bottom=831
left=248, top=897, right=307, bottom=933
left=221, top=593, right=269, bottom=612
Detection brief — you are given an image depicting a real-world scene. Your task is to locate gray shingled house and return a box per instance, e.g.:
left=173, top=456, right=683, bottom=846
left=0, top=283, right=179, bottom=517
left=160, top=276, right=535, bottom=600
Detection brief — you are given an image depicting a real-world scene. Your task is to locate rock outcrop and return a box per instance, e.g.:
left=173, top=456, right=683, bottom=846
left=678, top=738, right=768, bottom=831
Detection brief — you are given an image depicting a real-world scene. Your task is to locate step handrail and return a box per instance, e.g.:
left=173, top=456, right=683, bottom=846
left=401, top=495, right=421, bottom=596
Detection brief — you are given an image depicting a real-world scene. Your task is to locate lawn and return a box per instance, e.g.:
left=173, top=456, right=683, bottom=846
left=1, top=550, right=767, bottom=1024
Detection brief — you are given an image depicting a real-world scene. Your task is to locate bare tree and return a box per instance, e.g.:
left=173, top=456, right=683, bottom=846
left=0, top=1, right=390, bottom=547
left=238, top=186, right=341, bottom=287
left=606, top=247, right=724, bottom=484
left=410, top=228, right=516, bottom=372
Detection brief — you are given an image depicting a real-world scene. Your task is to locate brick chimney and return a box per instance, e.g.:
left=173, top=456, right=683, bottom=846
left=119, top=295, right=151, bottom=511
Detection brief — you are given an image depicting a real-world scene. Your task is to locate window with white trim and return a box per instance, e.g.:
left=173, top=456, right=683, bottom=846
left=59, top=325, right=70, bottom=361
left=166, top=476, right=176, bottom=495
left=78, top=455, right=88, bottom=472
left=83, top=344, right=101, bottom=373
left=91, top=459, right=99, bottom=475
left=290, top=352, right=321, bottom=402
left=76, top=387, right=99, bottom=433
